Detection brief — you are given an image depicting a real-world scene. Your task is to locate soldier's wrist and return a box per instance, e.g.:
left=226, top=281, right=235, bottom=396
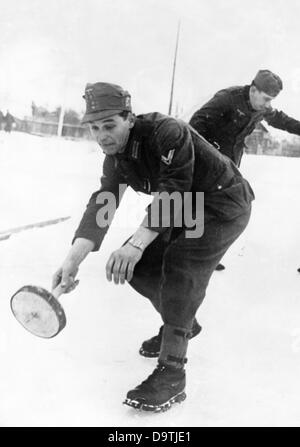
left=128, top=236, right=146, bottom=252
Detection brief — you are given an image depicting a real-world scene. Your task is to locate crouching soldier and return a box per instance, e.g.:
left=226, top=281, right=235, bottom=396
left=52, top=82, right=254, bottom=412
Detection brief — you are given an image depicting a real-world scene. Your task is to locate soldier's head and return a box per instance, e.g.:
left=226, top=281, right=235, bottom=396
left=82, top=82, right=135, bottom=155
left=249, top=70, right=283, bottom=111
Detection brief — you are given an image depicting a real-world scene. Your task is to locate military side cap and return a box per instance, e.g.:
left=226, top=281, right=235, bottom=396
left=82, top=82, right=131, bottom=123
left=253, top=70, right=283, bottom=96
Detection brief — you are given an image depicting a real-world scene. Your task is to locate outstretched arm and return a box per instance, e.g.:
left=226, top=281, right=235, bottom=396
left=265, top=109, right=300, bottom=135
left=52, top=155, right=126, bottom=292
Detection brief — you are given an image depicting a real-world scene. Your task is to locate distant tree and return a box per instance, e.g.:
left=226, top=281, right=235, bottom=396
left=64, top=109, right=81, bottom=125
left=31, top=102, right=49, bottom=119
left=31, top=101, right=37, bottom=117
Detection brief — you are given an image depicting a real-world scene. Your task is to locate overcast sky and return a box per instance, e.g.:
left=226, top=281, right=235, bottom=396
left=1, top=0, right=300, bottom=122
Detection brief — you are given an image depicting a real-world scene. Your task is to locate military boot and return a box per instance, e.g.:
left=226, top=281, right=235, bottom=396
left=139, top=318, right=201, bottom=358
left=124, top=324, right=189, bottom=412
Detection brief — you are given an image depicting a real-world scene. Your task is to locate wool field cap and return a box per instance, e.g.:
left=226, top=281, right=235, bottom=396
left=253, top=70, right=283, bottom=96
left=81, top=82, right=132, bottom=124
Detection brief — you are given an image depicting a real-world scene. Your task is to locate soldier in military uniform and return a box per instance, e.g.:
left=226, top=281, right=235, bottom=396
left=190, top=69, right=300, bottom=271
left=52, top=82, right=254, bottom=412
left=190, top=69, right=300, bottom=167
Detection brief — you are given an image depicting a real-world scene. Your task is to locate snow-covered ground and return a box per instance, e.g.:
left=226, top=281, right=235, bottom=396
left=0, top=130, right=300, bottom=427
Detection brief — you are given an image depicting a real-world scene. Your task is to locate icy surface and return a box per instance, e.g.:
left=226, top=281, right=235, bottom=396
left=0, top=130, right=300, bottom=427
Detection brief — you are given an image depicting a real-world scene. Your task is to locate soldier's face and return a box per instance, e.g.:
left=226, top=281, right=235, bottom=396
left=88, top=114, right=134, bottom=155
left=249, top=86, right=276, bottom=111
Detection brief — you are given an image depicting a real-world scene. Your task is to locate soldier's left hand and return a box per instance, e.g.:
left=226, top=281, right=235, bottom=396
left=106, top=244, right=143, bottom=284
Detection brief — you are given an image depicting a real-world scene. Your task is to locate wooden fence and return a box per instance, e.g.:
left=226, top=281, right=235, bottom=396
left=15, top=117, right=91, bottom=140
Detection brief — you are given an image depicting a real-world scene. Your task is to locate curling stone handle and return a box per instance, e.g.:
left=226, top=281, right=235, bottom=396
left=52, top=278, right=79, bottom=300
left=52, top=284, right=65, bottom=300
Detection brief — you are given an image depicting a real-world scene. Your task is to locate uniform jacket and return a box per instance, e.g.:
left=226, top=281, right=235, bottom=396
left=189, top=85, right=300, bottom=166
left=74, top=112, right=254, bottom=251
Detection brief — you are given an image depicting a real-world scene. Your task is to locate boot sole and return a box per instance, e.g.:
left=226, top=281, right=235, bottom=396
left=123, top=390, right=186, bottom=413
left=139, top=347, right=160, bottom=358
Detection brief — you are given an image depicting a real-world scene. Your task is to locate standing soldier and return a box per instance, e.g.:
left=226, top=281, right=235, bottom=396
left=189, top=70, right=300, bottom=167
left=52, top=82, right=254, bottom=412
left=190, top=69, right=300, bottom=271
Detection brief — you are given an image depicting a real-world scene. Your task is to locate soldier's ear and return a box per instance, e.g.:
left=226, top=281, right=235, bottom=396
left=128, top=113, right=136, bottom=128
left=250, top=84, right=259, bottom=95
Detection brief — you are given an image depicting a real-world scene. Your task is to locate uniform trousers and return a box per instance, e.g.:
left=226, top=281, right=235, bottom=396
left=129, top=206, right=251, bottom=331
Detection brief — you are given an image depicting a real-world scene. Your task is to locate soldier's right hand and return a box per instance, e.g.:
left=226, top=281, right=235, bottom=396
left=52, top=261, right=79, bottom=294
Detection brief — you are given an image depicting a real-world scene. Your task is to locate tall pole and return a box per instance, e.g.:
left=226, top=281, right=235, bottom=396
left=57, top=71, right=68, bottom=137
left=57, top=105, right=65, bottom=137
left=168, top=20, right=181, bottom=116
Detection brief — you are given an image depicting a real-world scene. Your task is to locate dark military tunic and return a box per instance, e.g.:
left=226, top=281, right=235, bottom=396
left=74, top=112, right=254, bottom=249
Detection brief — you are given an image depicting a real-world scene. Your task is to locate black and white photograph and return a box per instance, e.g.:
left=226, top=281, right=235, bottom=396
left=1, top=0, right=300, bottom=429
